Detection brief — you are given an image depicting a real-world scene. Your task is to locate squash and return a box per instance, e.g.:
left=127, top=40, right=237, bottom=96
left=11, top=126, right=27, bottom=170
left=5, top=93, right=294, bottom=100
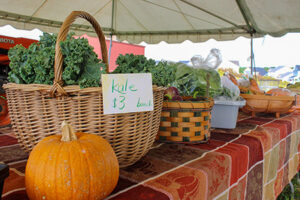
left=226, top=73, right=238, bottom=86
left=25, top=121, right=119, bottom=200
left=266, top=88, right=295, bottom=96
left=249, top=78, right=264, bottom=95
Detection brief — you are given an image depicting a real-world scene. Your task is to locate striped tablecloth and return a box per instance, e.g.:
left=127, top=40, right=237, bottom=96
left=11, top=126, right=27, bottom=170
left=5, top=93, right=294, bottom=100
left=1, top=112, right=300, bottom=200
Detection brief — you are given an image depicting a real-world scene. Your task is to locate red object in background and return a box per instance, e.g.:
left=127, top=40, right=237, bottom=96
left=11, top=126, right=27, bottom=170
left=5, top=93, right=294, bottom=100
left=0, top=95, right=8, bottom=120
left=0, top=55, right=9, bottom=65
left=0, top=35, right=38, bottom=65
left=0, top=94, right=10, bottom=127
left=78, top=34, right=145, bottom=71
left=0, top=34, right=144, bottom=70
left=0, top=35, right=37, bottom=127
left=0, top=35, right=38, bottom=50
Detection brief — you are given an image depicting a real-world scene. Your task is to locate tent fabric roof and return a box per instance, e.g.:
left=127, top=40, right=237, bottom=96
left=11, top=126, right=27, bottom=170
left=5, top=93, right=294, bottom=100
left=0, top=0, right=300, bottom=44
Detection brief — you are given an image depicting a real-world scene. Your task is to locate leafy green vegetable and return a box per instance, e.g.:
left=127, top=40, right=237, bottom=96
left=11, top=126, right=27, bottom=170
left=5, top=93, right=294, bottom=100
left=7, top=45, right=25, bottom=84
left=173, top=64, right=222, bottom=97
left=78, top=58, right=107, bottom=88
left=114, top=54, right=155, bottom=73
left=150, top=61, right=177, bottom=87
left=8, top=32, right=106, bottom=88
left=113, top=54, right=222, bottom=97
left=113, top=54, right=177, bottom=87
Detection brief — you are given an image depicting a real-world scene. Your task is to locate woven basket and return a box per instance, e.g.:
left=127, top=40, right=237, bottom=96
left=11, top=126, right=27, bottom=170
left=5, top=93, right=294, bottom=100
left=157, top=97, right=214, bottom=143
left=240, top=94, right=295, bottom=118
left=3, top=11, right=165, bottom=168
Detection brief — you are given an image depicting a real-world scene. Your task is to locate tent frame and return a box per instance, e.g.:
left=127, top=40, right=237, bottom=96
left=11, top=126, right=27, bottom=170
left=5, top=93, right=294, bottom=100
left=0, top=0, right=261, bottom=38
left=0, top=0, right=282, bottom=75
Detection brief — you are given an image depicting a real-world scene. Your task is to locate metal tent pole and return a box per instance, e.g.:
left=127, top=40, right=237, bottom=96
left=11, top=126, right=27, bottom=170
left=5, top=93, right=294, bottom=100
left=108, top=0, right=115, bottom=69
left=108, top=34, right=113, bottom=65
left=250, top=33, right=253, bottom=75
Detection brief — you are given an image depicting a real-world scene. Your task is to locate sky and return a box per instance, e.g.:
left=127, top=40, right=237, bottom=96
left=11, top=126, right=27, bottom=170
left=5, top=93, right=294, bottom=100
left=143, top=33, right=300, bottom=68
left=1, top=24, right=300, bottom=68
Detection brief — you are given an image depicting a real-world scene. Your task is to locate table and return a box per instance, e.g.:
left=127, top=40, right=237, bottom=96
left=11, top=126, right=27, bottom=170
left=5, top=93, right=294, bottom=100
left=1, top=112, right=299, bottom=200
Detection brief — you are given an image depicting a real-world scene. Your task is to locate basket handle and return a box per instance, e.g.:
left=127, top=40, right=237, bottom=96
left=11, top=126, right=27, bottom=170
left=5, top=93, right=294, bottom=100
left=50, top=11, right=109, bottom=97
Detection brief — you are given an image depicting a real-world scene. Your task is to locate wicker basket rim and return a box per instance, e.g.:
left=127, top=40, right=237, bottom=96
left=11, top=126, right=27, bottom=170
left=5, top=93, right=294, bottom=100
left=163, top=98, right=214, bottom=109
left=3, top=82, right=165, bottom=93
left=240, top=94, right=295, bottom=101
left=163, top=99, right=213, bottom=103
left=162, top=108, right=212, bottom=112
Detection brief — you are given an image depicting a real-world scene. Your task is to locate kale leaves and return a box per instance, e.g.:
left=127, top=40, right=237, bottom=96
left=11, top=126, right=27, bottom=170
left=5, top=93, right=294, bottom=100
left=113, top=54, right=177, bottom=87
left=8, top=32, right=106, bottom=88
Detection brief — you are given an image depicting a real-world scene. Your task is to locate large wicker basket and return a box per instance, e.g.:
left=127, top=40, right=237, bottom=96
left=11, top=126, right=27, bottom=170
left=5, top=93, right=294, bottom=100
left=157, top=97, right=214, bottom=143
left=3, top=11, right=165, bottom=168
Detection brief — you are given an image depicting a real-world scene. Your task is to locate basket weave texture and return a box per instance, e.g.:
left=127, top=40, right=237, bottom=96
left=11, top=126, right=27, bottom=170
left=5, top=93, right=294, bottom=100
left=240, top=94, right=295, bottom=118
left=3, top=11, right=165, bottom=168
left=157, top=98, right=214, bottom=143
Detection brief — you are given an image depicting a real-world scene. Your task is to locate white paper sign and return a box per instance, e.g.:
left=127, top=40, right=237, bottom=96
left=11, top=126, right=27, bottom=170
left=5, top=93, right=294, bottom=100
left=102, top=73, right=154, bottom=114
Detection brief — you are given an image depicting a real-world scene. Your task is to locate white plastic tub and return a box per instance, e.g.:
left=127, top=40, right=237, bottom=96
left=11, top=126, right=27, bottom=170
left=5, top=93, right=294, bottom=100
left=211, top=99, right=246, bottom=129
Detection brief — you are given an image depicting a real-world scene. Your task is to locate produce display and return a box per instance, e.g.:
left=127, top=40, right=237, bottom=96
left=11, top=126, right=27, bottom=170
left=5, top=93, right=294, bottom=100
left=114, top=54, right=177, bottom=87
left=226, top=72, right=238, bottom=86
left=213, top=72, right=297, bottom=118
left=8, top=37, right=224, bottom=98
left=153, top=50, right=226, bottom=142
left=217, top=74, right=241, bottom=101
left=8, top=32, right=107, bottom=88
left=266, top=88, right=295, bottom=96
left=224, top=74, right=296, bottom=117
left=238, top=77, right=264, bottom=95
left=164, top=86, right=183, bottom=101
left=173, top=64, right=222, bottom=97
left=249, top=77, right=265, bottom=95
left=25, top=121, right=119, bottom=200
left=113, top=54, right=222, bottom=98
left=4, top=25, right=166, bottom=168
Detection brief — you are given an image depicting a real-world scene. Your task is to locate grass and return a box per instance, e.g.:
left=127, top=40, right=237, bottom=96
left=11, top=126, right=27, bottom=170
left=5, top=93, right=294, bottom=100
left=277, top=173, right=300, bottom=200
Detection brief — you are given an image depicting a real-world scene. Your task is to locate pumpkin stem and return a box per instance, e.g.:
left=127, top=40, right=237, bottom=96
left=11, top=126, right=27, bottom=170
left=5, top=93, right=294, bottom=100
left=61, top=121, right=77, bottom=142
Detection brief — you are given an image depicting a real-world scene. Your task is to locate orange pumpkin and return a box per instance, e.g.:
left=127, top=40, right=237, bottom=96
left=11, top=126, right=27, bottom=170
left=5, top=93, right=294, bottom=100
left=25, top=121, right=119, bottom=200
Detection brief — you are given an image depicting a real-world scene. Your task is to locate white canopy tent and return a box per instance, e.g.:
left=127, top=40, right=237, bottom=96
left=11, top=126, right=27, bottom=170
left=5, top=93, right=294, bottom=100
left=1, top=0, right=300, bottom=74
left=0, top=0, right=300, bottom=44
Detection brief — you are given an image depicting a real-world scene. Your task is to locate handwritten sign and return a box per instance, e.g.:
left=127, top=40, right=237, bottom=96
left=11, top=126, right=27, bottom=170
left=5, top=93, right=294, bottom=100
left=102, top=73, right=154, bottom=114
